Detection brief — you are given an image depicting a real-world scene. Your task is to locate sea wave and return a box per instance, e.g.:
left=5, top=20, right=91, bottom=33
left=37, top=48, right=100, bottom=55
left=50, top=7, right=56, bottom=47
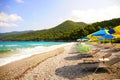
left=0, top=42, right=73, bottom=66
left=5, top=44, right=20, bottom=47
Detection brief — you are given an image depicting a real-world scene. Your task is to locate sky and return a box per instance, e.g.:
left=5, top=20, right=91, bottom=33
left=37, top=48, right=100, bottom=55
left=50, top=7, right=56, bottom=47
left=0, top=0, right=120, bottom=33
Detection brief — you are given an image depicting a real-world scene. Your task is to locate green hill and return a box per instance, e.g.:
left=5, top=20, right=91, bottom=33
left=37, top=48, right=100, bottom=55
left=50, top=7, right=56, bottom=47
left=0, top=20, right=87, bottom=41
left=0, top=31, right=32, bottom=37
left=0, top=18, right=120, bottom=41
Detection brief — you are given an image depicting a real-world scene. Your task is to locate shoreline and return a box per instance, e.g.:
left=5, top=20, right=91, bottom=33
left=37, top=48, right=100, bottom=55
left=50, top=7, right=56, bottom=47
left=0, top=42, right=120, bottom=80
left=0, top=42, right=73, bottom=66
left=0, top=42, right=74, bottom=80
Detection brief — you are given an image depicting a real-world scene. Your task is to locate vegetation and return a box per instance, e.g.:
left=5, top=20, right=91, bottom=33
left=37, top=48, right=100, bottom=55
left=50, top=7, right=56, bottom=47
left=0, top=31, right=31, bottom=37
left=0, top=18, right=120, bottom=41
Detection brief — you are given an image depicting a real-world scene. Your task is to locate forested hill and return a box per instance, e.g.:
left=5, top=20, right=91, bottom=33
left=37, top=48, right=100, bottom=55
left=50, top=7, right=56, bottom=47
left=0, top=20, right=87, bottom=41
left=0, top=31, right=32, bottom=37
left=0, top=18, right=120, bottom=41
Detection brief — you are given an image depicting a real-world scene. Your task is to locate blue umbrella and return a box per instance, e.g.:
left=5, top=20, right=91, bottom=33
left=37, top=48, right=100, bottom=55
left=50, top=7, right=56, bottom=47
left=98, top=34, right=115, bottom=43
left=98, top=38, right=104, bottom=40
left=108, top=28, right=115, bottom=34
left=92, top=28, right=109, bottom=36
left=98, top=34, right=114, bottom=40
left=83, top=36, right=90, bottom=41
left=103, top=34, right=115, bottom=39
left=83, top=36, right=89, bottom=40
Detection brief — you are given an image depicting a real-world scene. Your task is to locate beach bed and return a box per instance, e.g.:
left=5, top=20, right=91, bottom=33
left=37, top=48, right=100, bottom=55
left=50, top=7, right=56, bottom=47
left=79, top=55, right=120, bottom=73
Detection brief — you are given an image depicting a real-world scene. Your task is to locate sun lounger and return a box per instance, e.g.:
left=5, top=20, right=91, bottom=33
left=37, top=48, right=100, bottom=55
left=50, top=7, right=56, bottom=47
left=79, top=55, right=120, bottom=72
left=81, top=48, right=112, bottom=62
left=96, top=52, right=112, bottom=58
left=81, top=53, right=111, bottom=64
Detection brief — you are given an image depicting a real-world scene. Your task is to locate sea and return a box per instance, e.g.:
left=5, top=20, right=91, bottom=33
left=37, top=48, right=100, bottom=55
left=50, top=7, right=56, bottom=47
left=0, top=41, right=70, bottom=66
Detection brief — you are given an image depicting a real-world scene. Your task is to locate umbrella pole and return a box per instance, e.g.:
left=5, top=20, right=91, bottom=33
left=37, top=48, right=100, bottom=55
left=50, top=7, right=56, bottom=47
left=111, top=39, right=113, bottom=44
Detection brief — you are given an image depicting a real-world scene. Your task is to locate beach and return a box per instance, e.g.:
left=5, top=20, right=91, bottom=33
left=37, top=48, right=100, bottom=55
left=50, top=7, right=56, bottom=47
left=0, top=42, right=120, bottom=80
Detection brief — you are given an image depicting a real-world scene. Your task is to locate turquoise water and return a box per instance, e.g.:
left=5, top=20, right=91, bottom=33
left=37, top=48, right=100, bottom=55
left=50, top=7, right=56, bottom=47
left=0, top=41, right=69, bottom=66
left=0, top=41, right=66, bottom=53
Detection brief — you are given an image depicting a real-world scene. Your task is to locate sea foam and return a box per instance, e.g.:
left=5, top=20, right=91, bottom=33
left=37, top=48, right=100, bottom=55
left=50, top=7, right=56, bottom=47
left=0, top=42, right=73, bottom=66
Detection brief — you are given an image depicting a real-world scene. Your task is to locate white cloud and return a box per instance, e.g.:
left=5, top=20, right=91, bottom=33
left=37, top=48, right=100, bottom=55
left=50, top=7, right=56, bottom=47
left=70, top=5, right=120, bottom=23
left=0, top=12, right=23, bottom=22
left=0, top=12, right=23, bottom=27
left=0, top=22, right=18, bottom=27
left=15, top=0, right=24, bottom=3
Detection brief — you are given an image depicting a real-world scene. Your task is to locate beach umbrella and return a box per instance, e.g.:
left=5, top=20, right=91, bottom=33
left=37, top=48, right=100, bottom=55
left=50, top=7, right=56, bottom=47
left=98, top=34, right=115, bottom=43
left=108, top=28, right=115, bottom=34
left=87, top=34, right=102, bottom=41
left=109, top=25, right=120, bottom=34
left=92, top=28, right=109, bottom=36
left=77, top=39, right=82, bottom=41
left=77, top=36, right=89, bottom=42
left=113, top=34, right=120, bottom=38
left=114, top=25, right=120, bottom=34
left=83, top=36, right=89, bottom=40
left=102, top=34, right=115, bottom=39
left=108, top=26, right=120, bottom=38
left=98, top=38, right=104, bottom=40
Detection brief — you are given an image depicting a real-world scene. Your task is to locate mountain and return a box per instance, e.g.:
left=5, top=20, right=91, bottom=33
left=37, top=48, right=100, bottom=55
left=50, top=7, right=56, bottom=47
left=0, top=31, right=32, bottom=37
left=0, top=20, right=87, bottom=41
left=0, top=18, right=120, bottom=41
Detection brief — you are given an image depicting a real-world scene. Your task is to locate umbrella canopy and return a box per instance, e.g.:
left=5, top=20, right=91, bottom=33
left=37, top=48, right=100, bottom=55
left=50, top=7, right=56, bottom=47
left=83, top=36, right=89, bottom=40
left=109, top=28, right=115, bottom=34
left=114, top=25, right=120, bottom=33
left=98, top=38, right=104, bottom=40
left=77, top=39, right=82, bottom=41
left=77, top=36, right=89, bottom=41
left=113, top=34, right=120, bottom=38
left=87, top=34, right=102, bottom=41
left=92, top=28, right=109, bottom=36
left=102, top=34, right=115, bottom=39
left=108, top=26, right=120, bottom=38
left=81, top=36, right=89, bottom=41
left=98, top=34, right=115, bottom=42
left=109, top=25, right=120, bottom=34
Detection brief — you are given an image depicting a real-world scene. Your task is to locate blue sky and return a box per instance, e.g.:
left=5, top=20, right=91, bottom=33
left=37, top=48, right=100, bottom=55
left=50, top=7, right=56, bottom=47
left=0, top=0, right=120, bottom=33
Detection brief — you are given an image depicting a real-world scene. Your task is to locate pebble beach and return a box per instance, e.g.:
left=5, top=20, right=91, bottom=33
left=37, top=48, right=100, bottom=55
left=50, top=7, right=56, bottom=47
left=0, top=42, right=120, bottom=80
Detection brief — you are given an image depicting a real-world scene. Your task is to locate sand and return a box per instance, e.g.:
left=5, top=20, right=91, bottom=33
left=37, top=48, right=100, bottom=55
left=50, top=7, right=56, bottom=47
left=0, top=42, right=120, bottom=80
left=0, top=46, right=64, bottom=80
